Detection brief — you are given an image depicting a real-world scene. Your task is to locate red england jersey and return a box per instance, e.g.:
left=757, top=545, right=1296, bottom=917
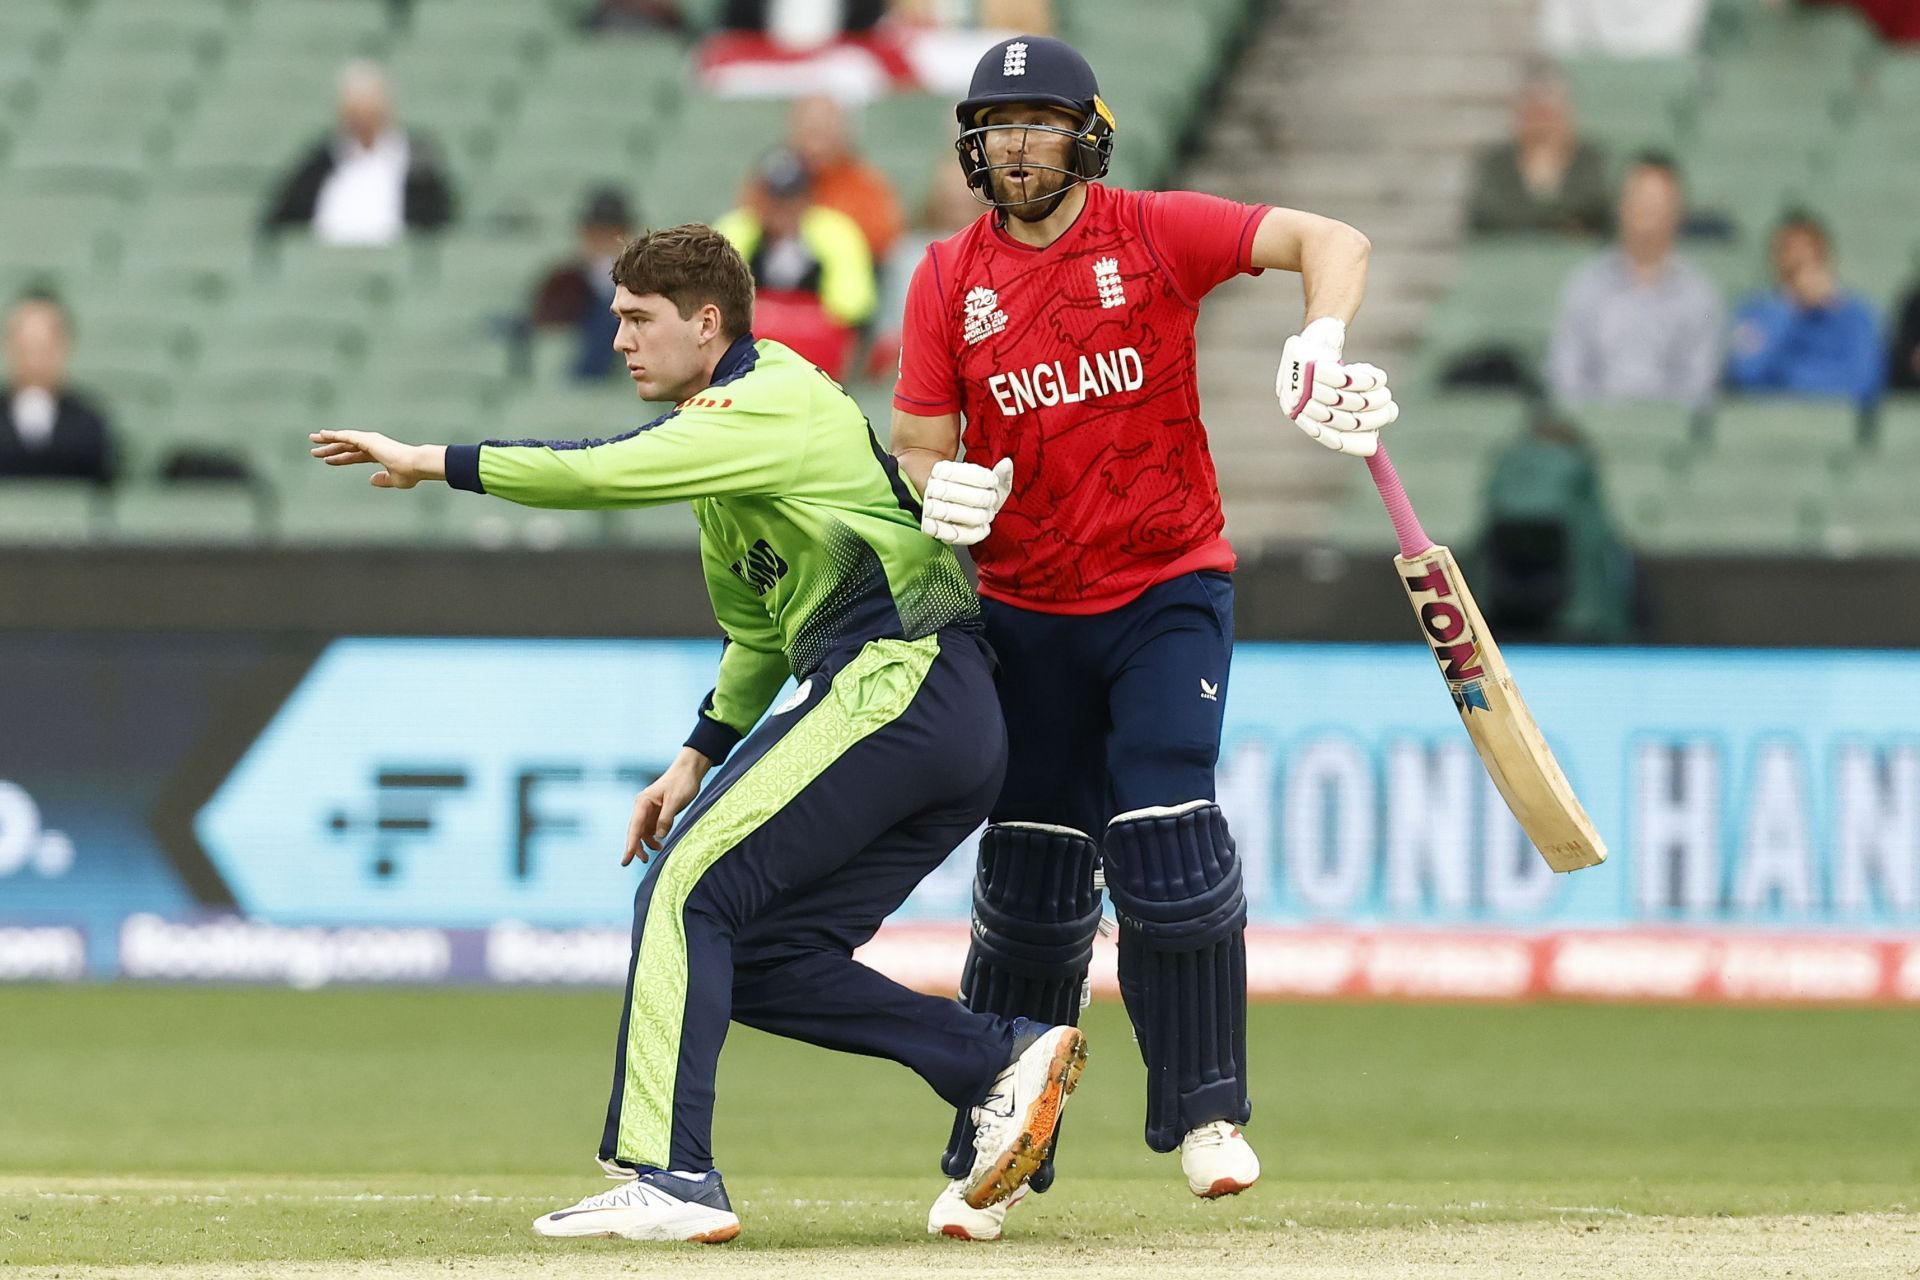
left=894, top=182, right=1269, bottom=614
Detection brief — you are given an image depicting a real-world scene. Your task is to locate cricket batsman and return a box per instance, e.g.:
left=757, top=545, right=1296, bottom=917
left=310, top=225, right=1087, bottom=1244
left=889, top=36, right=1400, bottom=1238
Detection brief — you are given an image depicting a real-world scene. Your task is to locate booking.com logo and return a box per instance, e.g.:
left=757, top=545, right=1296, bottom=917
left=0, top=780, right=76, bottom=878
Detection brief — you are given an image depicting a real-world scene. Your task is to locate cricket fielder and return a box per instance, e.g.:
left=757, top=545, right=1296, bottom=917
left=311, top=225, right=1087, bottom=1244
left=889, top=37, right=1399, bottom=1238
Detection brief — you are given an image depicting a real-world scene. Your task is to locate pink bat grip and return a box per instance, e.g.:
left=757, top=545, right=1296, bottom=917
left=1364, top=445, right=1435, bottom=558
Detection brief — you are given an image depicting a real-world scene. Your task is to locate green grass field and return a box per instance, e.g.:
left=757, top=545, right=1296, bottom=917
left=3, top=987, right=1916, bottom=1278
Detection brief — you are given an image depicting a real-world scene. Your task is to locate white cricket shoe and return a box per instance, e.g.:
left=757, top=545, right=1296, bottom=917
left=927, top=1180, right=1029, bottom=1241
left=960, top=1020, right=1088, bottom=1209
left=1179, top=1120, right=1260, bottom=1198
left=532, top=1168, right=741, bottom=1242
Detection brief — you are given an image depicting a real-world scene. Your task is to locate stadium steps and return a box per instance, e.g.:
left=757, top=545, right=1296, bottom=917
left=1180, top=0, right=1539, bottom=548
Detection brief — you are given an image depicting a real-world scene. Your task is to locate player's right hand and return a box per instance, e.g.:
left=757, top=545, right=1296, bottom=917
left=1276, top=318, right=1399, bottom=458
left=309, top=430, right=441, bottom=488
left=920, top=457, right=1013, bottom=547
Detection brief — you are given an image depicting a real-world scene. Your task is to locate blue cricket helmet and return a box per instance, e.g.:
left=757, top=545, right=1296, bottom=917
left=954, top=35, right=1116, bottom=203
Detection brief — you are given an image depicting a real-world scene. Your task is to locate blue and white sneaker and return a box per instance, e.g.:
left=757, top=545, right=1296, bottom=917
left=532, top=1167, right=741, bottom=1243
left=960, top=1019, right=1088, bottom=1210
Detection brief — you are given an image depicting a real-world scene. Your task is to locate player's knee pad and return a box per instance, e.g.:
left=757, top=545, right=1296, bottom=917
left=1102, top=801, right=1251, bottom=1153
left=941, top=821, right=1102, bottom=1183
left=961, top=822, right=1104, bottom=1021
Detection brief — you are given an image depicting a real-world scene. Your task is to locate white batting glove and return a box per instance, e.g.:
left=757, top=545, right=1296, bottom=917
left=920, top=457, right=1013, bottom=546
left=1277, top=317, right=1399, bottom=458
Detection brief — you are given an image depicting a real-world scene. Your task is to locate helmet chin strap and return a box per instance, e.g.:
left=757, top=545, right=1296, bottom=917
left=998, top=179, right=1079, bottom=223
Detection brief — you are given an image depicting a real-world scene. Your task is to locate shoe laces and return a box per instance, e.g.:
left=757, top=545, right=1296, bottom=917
left=971, top=1070, right=1017, bottom=1155
left=1183, top=1120, right=1237, bottom=1151
left=573, top=1180, right=657, bottom=1211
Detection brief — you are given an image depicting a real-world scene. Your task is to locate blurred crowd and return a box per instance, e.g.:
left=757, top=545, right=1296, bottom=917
left=1464, top=65, right=1919, bottom=420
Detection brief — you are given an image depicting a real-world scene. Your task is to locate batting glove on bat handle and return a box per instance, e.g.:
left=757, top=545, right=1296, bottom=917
left=920, top=456, right=1013, bottom=547
left=1277, top=318, right=1400, bottom=459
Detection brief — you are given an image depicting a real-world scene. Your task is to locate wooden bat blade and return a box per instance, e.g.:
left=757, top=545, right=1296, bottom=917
left=1396, top=545, right=1606, bottom=873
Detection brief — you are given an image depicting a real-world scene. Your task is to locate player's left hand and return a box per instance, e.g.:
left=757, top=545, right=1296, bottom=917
left=309, top=430, right=442, bottom=488
left=920, top=456, right=1014, bottom=546
left=1276, top=318, right=1399, bottom=459
left=624, top=751, right=709, bottom=865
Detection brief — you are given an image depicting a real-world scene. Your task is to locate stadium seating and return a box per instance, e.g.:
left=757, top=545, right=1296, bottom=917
left=0, top=0, right=1910, bottom=558
left=1408, top=0, right=1920, bottom=557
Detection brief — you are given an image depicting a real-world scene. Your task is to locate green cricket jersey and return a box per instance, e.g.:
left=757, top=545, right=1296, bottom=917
left=444, top=335, right=980, bottom=762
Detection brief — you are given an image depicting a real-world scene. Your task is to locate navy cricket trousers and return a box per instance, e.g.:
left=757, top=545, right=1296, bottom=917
left=986, top=570, right=1235, bottom=832
left=598, top=628, right=1017, bottom=1173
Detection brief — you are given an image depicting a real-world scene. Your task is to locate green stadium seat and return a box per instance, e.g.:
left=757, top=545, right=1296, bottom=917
left=331, top=361, right=508, bottom=438
left=1324, top=456, right=1484, bottom=552
left=1873, top=399, right=1920, bottom=459
left=414, top=232, right=558, bottom=319
left=267, top=237, right=418, bottom=306
left=239, top=0, right=393, bottom=55
left=440, top=494, right=606, bottom=549
left=120, top=186, right=272, bottom=282
left=1600, top=458, right=1683, bottom=544
left=1385, top=393, right=1532, bottom=469
left=1428, top=237, right=1594, bottom=358
left=193, top=306, right=366, bottom=382
left=109, top=482, right=263, bottom=544
left=641, top=96, right=790, bottom=227
left=499, top=382, right=654, bottom=442
left=0, top=189, right=127, bottom=275
left=275, top=467, right=454, bottom=544
left=1645, top=465, right=1825, bottom=553
left=1706, top=398, right=1866, bottom=465
left=0, top=480, right=105, bottom=546
left=1819, top=466, right=1920, bottom=555
left=1557, top=401, right=1701, bottom=468
left=1558, top=56, right=1696, bottom=154
left=401, top=0, right=556, bottom=54
left=78, top=0, right=236, bottom=44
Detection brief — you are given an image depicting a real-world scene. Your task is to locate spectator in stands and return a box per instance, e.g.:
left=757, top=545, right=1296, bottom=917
left=1726, top=211, right=1886, bottom=409
left=579, top=0, right=686, bottom=32
left=888, top=0, right=1056, bottom=92
left=717, top=147, right=877, bottom=354
left=772, top=94, right=906, bottom=261
left=723, top=0, right=886, bottom=38
left=0, top=294, right=115, bottom=487
left=1467, top=69, right=1612, bottom=237
left=877, top=161, right=979, bottom=346
left=529, top=187, right=635, bottom=382
left=1547, top=153, right=1723, bottom=411
left=1891, top=281, right=1920, bottom=392
left=1537, top=0, right=1709, bottom=55
left=1818, top=0, right=1920, bottom=44
left=262, top=60, right=456, bottom=246
left=1476, top=410, right=1639, bottom=643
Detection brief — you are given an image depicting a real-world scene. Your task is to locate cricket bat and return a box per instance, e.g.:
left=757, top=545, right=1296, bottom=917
left=1364, top=445, right=1606, bottom=874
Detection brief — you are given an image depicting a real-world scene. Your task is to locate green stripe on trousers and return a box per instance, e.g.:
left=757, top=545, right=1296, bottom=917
left=616, top=634, right=941, bottom=1167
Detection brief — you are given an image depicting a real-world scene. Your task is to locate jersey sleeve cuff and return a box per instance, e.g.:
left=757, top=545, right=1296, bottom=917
left=892, top=390, right=960, bottom=415
left=685, top=714, right=743, bottom=765
left=445, top=444, right=486, bottom=493
left=1237, top=203, right=1272, bottom=276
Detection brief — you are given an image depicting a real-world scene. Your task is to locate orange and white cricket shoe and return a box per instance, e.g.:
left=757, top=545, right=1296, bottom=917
left=1179, top=1121, right=1260, bottom=1198
left=959, top=1020, right=1088, bottom=1210
left=532, top=1168, right=741, bottom=1243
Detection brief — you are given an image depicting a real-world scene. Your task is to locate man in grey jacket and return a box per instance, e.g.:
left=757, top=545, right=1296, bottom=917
left=1547, top=152, right=1723, bottom=411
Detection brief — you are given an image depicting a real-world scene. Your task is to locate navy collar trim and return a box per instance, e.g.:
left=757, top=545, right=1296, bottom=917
left=710, top=333, right=759, bottom=389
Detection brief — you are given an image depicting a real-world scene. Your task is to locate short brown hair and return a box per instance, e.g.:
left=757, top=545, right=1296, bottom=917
left=611, top=224, right=755, bottom=339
